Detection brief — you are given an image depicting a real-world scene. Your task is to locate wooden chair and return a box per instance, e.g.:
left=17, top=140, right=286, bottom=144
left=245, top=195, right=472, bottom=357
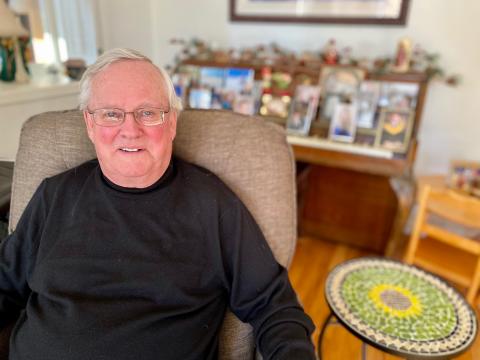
left=404, top=185, right=480, bottom=304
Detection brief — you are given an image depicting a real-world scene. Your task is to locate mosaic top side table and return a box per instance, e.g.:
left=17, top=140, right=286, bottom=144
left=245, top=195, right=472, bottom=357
left=321, top=257, right=478, bottom=360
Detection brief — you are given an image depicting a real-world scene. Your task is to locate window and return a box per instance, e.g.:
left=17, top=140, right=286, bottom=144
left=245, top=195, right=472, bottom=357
left=25, top=0, right=97, bottom=65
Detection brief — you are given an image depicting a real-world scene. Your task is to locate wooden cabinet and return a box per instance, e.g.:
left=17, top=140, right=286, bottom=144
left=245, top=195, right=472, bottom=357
left=179, top=59, right=429, bottom=254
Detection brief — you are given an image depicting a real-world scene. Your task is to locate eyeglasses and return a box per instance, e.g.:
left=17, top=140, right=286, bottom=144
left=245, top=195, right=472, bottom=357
left=87, top=107, right=170, bottom=127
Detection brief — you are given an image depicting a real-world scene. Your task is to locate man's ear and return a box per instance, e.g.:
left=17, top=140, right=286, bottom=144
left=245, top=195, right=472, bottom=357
left=83, top=110, right=95, bottom=143
left=169, top=112, right=178, bottom=141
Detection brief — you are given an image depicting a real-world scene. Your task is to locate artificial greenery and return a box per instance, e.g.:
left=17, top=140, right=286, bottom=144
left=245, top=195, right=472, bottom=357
left=169, top=38, right=460, bottom=86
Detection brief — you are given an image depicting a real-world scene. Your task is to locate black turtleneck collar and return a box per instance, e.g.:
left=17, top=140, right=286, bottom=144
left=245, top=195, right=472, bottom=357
left=99, top=157, right=175, bottom=194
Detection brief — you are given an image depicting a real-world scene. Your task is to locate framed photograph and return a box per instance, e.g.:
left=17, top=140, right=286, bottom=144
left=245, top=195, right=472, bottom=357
left=233, top=94, right=256, bottom=115
left=217, top=89, right=237, bottom=110
left=318, top=66, right=365, bottom=123
left=447, top=160, right=480, bottom=197
left=188, top=88, right=212, bottom=109
left=225, top=68, right=255, bottom=93
left=378, top=82, right=419, bottom=110
left=329, top=103, right=357, bottom=143
left=357, top=81, right=381, bottom=128
left=286, top=85, right=321, bottom=135
left=319, top=66, right=366, bottom=97
left=320, top=94, right=341, bottom=123
left=375, top=109, right=414, bottom=153
left=230, top=0, right=410, bottom=25
left=199, top=67, right=225, bottom=89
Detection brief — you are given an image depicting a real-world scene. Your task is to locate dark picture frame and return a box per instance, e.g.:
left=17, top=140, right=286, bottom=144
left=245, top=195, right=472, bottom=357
left=375, top=109, right=414, bottom=153
left=230, top=0, right=410, bottom=25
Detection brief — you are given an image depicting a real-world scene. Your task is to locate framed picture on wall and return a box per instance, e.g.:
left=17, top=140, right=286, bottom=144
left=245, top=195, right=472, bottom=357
left=230, top=0, right=410, bottom=25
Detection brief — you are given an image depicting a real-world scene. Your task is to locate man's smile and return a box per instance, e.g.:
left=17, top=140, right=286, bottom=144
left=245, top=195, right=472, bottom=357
left=119, top=147, right=144, bottom=153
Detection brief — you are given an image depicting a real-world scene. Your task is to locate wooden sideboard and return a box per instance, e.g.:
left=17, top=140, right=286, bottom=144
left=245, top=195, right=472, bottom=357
left=292, top=142, right=417, bottom=255
left=179, top=59, right=430, bottom=254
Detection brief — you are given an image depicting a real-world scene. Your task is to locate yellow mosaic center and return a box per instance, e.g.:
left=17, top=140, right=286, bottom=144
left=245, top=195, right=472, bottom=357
left=369, top=284, right=422, bottom=318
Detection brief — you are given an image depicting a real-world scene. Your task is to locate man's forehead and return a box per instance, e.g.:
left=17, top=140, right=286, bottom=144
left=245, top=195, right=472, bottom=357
left=89, top=60, right=168, bottom=105
left=93, top=60, right=163, bottom=83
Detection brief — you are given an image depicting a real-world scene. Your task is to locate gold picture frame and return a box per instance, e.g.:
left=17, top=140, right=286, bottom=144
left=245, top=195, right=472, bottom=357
left=375, top=109, right=414, bottom=154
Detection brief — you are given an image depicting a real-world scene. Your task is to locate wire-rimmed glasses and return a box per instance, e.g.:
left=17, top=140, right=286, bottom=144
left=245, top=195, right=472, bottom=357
left=87, top=107, right=170, bottom=127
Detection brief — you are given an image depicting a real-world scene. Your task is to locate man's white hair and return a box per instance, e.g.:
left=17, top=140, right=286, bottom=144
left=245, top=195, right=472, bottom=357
left=78, top=48, right=183, bottom=113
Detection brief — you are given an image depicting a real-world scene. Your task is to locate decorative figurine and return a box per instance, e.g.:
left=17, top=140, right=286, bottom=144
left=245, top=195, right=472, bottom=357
left=322, top=39, right=338, bottom=65
left=392, top=37, right=412, bottom=72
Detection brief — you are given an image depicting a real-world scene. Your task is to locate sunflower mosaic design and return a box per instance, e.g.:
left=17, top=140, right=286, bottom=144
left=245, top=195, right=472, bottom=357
left=325, top=258, right=477, bottom=358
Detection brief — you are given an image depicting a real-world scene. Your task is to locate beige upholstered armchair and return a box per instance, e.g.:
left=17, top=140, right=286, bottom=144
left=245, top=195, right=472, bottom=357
left=6, top=109, right=298, bottom=359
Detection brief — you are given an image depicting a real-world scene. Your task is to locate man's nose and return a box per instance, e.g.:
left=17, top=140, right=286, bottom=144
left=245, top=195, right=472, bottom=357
left=120, top=113, right=143, bottom=136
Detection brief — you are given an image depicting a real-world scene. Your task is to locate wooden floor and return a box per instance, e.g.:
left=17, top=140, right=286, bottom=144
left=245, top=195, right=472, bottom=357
left=288, top=236, right=480, bottom=360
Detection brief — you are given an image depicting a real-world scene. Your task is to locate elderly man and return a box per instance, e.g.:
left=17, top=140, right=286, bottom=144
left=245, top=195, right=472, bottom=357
left=0, top=49, right=315, bottom=359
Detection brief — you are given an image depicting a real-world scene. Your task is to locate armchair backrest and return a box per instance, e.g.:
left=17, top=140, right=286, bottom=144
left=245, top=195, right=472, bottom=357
left=9, top=109, right=297, bottom=359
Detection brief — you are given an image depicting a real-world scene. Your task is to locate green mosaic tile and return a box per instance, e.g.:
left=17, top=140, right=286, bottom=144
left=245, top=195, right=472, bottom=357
left=340, top=267, right=456, bottom=341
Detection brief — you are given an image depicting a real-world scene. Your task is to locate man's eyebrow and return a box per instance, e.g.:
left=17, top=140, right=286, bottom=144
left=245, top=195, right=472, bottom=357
left=136, top=102, right=167, bottom=108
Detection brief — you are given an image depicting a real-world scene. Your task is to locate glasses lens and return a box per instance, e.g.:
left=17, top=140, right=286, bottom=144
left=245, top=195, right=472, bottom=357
left=136, top=108, right=165, bottom=126
left=95, top=109, right=124, bottom=126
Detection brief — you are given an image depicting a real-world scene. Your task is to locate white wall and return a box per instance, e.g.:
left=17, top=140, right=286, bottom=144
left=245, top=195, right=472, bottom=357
left=96, top=0, right=480, bottom=175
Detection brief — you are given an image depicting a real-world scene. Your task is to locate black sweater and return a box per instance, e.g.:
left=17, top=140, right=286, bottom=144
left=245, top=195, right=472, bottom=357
left=0, top=158, right=315, bottom=359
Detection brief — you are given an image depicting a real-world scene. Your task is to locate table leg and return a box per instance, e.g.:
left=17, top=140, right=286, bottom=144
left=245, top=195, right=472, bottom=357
left=361, top=341, right=367, bottom=360
left=317, top=312, right=339, bottom=360
left=317, top=313, right=370, bottom=360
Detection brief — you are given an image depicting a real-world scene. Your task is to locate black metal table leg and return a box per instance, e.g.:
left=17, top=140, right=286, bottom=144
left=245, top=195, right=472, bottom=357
left=317, top=312, right=333, bottom=360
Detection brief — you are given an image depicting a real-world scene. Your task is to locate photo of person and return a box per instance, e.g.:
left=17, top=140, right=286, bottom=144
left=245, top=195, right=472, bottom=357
left=286, top=85, right=321, bottom=135
left=188, top=87, right=212, bottom=109
left=376, top=110, right=414, bottom=153
left=320, top=94, right=341, bottom=124
left=232, top=94, right=256, bottom=115
left=328, top=103, right=357, bottom=143
left=225, top=68, right=255, bottom=93
left=199, top=67, right=225, bottom=89
left=357, top=81, right=381, bottom=128
left=318, top=66, right=365, bottom=123
left=378, top=82, right=419, bottom=110
left=319, top=66, right=365, bottom=96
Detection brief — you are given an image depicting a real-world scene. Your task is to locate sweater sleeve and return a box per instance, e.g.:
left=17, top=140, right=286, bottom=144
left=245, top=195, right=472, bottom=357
left=0, top=181, right=48, bottom=328
left=219, top=199, right=316, bottom=360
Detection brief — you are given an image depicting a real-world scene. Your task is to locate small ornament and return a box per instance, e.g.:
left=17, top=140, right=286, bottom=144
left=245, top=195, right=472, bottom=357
left=392, top=38, right=412, bottom=73
left=410, top=44, right=428, bottom=72
left=322, top=39, right=338, bottom=65
left=340, top=46, right=353, bottom=65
